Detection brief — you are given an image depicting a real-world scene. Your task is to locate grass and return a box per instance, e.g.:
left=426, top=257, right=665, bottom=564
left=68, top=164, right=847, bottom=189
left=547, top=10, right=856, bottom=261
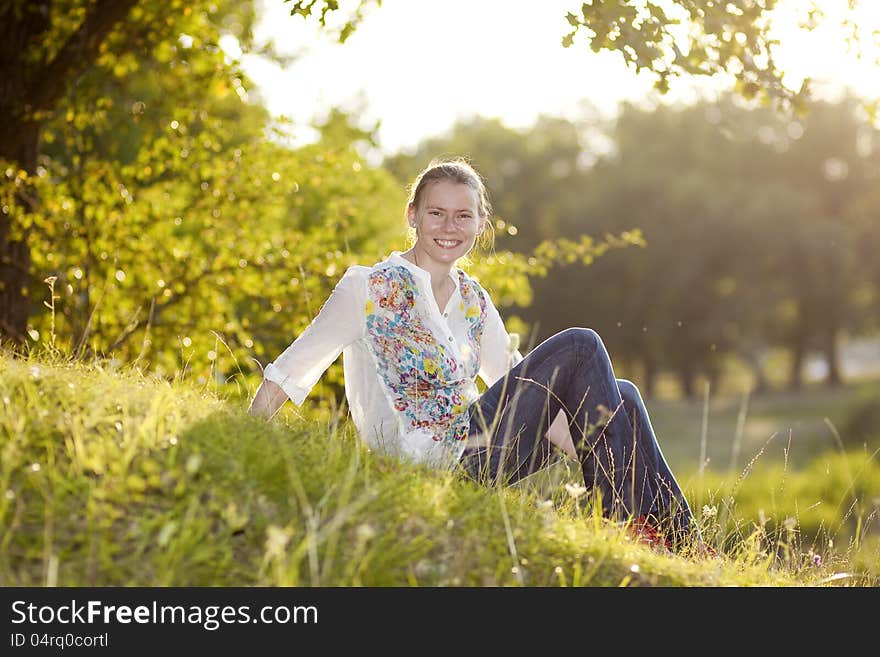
left=645, top=374, right=880, bottom=471
left=1, top=347, right=877, bottom=586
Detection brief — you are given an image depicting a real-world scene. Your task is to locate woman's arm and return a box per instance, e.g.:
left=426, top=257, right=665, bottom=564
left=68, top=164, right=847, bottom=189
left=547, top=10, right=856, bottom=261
left=251, top=265, right=366, bottom=416
left=247, top=379, right=288, bottom=420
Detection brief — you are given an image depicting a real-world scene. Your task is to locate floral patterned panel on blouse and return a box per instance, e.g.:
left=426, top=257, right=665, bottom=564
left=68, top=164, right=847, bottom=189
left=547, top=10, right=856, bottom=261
left=365, top=264, right=487, bottom=448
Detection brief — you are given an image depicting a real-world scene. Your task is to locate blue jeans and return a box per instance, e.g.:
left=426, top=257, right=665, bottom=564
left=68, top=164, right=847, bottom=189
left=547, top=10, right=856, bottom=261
left=459, top=328, right=698, bottom=547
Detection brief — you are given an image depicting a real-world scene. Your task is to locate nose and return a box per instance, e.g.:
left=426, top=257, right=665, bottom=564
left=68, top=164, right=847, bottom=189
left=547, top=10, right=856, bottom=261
left=438, top=215, right=464, bottom=233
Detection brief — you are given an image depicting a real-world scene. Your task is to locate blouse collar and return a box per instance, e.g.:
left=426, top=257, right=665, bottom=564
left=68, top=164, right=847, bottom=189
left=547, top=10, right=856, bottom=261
left=388, top=250, right=460, bottom=287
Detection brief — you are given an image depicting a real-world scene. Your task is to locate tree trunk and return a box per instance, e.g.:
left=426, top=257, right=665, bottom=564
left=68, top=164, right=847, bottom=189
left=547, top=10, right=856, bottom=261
left=678, top=363, right=695, bottom=400
left=0, top=101, right=43, bottom=347
left=738, top=345, right=769, bottom=394
left=788, top=328, right=806, bottom=392
left=0, top=2, right=48, bottom=346
left=0, top=0, right=140, bottom=346
left=706, top=363, right=721, bottom=398
left=823, top=328, right=842, bottom=387
left=751, top=355, right=769, bottom=395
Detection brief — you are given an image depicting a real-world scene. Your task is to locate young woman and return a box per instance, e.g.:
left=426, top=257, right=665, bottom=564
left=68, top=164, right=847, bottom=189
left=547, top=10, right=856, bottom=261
left=249, top=157, right=714, bottom=556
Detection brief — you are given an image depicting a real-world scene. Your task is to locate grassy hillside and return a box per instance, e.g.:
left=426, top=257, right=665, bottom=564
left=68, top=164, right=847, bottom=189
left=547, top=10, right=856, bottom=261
left=1, top=350, right=876, bottom=586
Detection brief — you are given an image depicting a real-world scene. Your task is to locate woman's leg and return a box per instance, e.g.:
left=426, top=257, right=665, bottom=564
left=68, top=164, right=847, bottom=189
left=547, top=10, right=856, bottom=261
left=596, top=377, right=698, bottom=546
left=460, top=327, right=699, bottom=546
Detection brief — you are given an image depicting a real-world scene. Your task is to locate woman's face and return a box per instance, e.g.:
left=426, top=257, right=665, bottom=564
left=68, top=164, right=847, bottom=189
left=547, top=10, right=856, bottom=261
left=408, top=180, right=486, bottom=265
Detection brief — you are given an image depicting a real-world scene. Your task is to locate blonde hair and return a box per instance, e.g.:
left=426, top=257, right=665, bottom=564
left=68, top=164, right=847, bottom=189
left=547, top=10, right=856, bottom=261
left=405, top=156, right=495, bottom=253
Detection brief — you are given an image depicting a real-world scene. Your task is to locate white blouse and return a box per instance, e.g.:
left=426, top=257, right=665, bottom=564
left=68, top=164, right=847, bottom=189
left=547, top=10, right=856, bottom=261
left=263, top=251, right=523, bottom=467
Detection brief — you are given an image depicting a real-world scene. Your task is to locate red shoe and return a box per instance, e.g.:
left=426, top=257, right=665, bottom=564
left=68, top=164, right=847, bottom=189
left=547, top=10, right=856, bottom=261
left=627, top=515, right=673, bottom=553
left=693, top=541, right=720, bottom=559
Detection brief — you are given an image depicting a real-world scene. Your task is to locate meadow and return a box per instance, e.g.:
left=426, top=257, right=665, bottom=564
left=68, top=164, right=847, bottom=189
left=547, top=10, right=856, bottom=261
left=1, top=348, right=876, bottom=587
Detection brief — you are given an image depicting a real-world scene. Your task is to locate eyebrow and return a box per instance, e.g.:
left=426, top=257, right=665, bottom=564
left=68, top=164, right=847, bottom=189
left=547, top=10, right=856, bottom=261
left=426, top=206, right=474, bottom=212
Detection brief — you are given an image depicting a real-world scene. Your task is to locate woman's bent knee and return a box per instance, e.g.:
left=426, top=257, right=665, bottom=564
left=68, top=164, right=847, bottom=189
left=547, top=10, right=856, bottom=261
left=561, top=327, right=601, bottom=357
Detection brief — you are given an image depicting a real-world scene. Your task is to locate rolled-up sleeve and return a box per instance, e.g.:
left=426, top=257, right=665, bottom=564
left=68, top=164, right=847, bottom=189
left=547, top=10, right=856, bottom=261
left=477, top=289, right=523, bottom=389
left=263, top=266, right=365, bottom=406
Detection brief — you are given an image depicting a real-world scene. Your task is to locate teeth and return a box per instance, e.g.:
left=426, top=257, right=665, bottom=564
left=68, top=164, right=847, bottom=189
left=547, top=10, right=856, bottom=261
left=435, top=239, right=461, bottom=247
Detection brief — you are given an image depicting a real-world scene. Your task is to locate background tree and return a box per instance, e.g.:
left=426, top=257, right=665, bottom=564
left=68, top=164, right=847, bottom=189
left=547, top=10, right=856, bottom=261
left=0, top=0, right=404, bottom=408
left=0, top=0, right=374, bottom=345
left=573, top=95, right=879, bottom=394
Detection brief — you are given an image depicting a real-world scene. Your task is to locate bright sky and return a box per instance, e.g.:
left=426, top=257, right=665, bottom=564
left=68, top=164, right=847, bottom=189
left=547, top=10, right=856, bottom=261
left=233, top=0, right=880, bottom=163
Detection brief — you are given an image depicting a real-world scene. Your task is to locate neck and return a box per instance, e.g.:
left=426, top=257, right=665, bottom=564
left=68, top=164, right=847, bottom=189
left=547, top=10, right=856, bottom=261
left=404, top=246, right=454, bottom=289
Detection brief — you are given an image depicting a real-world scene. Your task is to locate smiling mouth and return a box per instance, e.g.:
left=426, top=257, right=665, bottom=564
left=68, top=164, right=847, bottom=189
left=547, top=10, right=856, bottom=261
left=434, top=239, right=462, bottom=249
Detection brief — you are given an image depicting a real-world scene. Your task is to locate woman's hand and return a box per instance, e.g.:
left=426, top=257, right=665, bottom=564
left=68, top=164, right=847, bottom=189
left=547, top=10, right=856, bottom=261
left=247, top=379, right=288, bottom=420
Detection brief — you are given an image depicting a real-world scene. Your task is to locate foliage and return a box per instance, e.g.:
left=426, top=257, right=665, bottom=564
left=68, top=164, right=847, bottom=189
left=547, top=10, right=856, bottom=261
left=563, top=0, right=810, bottom=108
left=6, top=136, right=404, bottom=380
left=285, top=0, right=382, bottom=44
left=555, top=94, right=880, bottom=395
left=0, top=0, right=379, bottom=345
left=1, top=0, right=404, bottom=389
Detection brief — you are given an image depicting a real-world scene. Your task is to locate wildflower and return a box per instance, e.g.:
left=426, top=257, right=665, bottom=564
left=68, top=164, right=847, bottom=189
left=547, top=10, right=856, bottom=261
left=356, top=523, right=376, bottom=542
left=702, top=504, right=717, bottom=519
left=811, top=553, right=822, bottom=567
left=264, top=525, right=292, bottom=560
left=564, top=483, right=587, bottom=499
